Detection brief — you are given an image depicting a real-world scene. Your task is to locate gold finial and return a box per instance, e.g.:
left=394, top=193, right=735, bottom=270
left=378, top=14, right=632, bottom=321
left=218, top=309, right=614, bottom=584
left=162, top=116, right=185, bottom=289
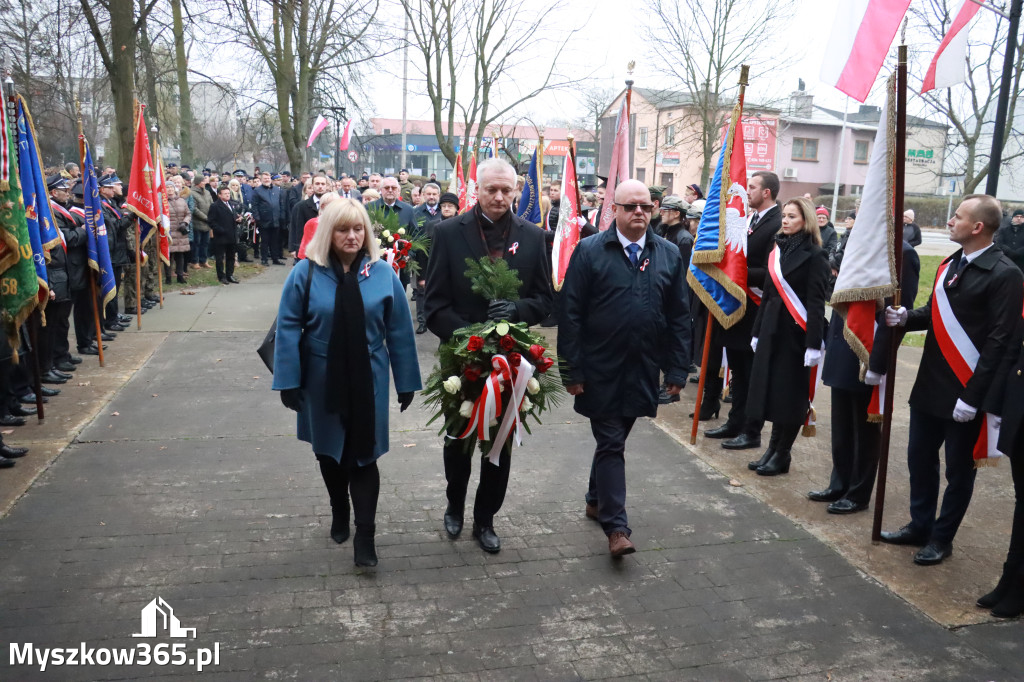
left=627, top=60, right=635, bottom=76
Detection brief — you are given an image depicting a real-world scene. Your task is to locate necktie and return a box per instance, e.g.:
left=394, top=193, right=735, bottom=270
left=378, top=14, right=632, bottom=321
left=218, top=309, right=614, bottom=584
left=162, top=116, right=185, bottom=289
left=627, top=243, right=641, bottom=267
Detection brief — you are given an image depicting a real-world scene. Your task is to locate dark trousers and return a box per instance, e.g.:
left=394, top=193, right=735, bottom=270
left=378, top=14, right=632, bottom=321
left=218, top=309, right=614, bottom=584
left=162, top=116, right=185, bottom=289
left=260, top=226, right=281, bottom=262
left=212, top=244, right=236, bottom=280
left=701, top=338, right=725, bottom=404
left=413, top=284, right=426, bottom=325
left=443, top=439, right=511, bottom=527
left=41, top=300, right=72, bottom=370
left=316, top=455, right=380, bottom=527
left=585, top=416, right=636, bottom=537
left=907, top=407, right=982, bottom=545
left=827, top=388, right=882, bottom=504
left=105, top=266, right=124, bottom=322
left=725, top=346, right=762, bottom=437
left=71, top=288, right=96, bottom=351
left=171, top=252, right=188, bottom=278
left=1003, top=428, right=1024, bottom=567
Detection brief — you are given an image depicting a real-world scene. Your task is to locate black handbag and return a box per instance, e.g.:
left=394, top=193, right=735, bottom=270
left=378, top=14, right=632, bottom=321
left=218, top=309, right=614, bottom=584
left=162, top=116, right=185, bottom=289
left=257, top=260, right=313, bottom=373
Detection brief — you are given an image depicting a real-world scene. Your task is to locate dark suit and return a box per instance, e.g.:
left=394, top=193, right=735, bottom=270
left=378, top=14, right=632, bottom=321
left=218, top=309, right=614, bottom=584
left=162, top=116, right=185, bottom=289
left=411, top=203, right=444, bottom=325
left=996, top=328, right=1024, bottom=571
left=207, top=200, right=238, bottom=280
left=290, top=196, right=320, bottom=253
left=367, top=199, right=416, bottom=232
left=424, top=209, right=552, bottom=527
left=902, top=244, right=1023, bottom=545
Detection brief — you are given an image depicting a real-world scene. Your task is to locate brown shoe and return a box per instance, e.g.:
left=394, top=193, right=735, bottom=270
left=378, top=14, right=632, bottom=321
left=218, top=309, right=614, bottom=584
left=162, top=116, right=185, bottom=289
left=608, top=531, right=635, bottom=558
left=585, top=503, right=599, bottom=521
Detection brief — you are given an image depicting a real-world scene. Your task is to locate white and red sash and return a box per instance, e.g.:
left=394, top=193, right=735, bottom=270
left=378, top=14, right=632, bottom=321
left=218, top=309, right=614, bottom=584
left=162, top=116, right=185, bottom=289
left=768, top=245, right=807, bottom=331
left=102, top=200, right=122, bottom=220
left=866, top=321, right=887, bottom=422
left=49, top=201, right=73, bottom=252
left=930, top=259, right=1001, bottom=465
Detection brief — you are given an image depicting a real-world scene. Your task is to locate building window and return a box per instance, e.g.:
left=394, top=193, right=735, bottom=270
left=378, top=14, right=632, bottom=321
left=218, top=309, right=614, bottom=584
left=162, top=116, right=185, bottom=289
left=850, top=185, right=864, bottom=195
left=638, top=127, right=648, bottom=149
left=636, top=167, right=646, bottom=182
left=792, top=137, right=818, bottom=161
left=664, top=124, right=676, bottom=146
left=854, top=140, right=869, bottom=164
left=383, top=128, right=391, bottom=135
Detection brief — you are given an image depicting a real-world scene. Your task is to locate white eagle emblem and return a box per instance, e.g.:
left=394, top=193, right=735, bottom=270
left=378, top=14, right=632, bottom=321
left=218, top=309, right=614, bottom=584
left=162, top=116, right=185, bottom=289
left=723, top=181, right=749, bottom=256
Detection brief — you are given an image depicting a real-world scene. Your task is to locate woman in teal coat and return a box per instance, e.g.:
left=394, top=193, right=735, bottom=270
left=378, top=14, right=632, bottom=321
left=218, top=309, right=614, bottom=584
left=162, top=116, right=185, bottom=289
left=273, top=198, right=422, bottom=567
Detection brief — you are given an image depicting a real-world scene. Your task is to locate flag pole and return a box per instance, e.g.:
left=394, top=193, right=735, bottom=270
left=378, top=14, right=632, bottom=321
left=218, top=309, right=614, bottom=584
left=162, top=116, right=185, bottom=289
left=566, top=133, right=583, bottom=210
left=537, top=133, right=544, bottom=196
left=871, top=42, right=908, bottom=543
left=625, top=60, right=635, bottom=179
left=690, top=317, right=716, bottom=445
left=152, top=135, right=164, bottom=308
left=76, top=100, right=105, bottom=367
left=133, top=99, right=142, bottom=329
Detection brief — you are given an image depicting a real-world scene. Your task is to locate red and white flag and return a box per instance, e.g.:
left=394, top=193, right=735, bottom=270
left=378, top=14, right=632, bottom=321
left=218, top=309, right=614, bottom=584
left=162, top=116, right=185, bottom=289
left=338, top=119, right=353, bottom=151
left=306, top=115, right=329, bottom=148
left=820, top=0, right=912, bottom=102
left=551, top=150, right=582, bottom=291
left=152, top=146, right=171, bottom=265
left=922, top=0, right=984, bottom=92
left=597, top=97, right=630, bottom=231
left=453, top=153, right=466, bottom=212
left=465, top=153, right=478, bottom=211
left=124, top=106, right=159, bottom=229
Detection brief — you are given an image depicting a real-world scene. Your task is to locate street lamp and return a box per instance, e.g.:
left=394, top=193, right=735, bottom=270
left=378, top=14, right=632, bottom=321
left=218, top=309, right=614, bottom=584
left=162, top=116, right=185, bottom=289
left=326, top=105, right=347, bottom=179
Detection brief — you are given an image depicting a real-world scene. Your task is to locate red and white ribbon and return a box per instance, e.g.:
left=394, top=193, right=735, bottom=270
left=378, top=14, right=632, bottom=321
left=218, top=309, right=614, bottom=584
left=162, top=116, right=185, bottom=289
left=768, top=245, right=807, bottom=331
left=486, top=357, right=535, bottom=465
left=454, top=354, right=536, bottom=466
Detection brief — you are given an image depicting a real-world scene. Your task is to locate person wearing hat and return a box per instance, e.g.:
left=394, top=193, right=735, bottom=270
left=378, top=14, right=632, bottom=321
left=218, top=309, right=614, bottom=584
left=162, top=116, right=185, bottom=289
left=398, top=169, right=415, bottom=203
left=902, top=208, right=922, bottom=247
left=995, top=208, right=1024, bottom=273
left=98, top=174, right=131, bottom=331
left=684, top=184, right=704, bottom=204
left=438, top=192, right=459, bottom=218
left=42, top=176, right=82, bottom=377
left=647, top=186, right=667, bottom=235
left=815, top=206, right=839, bottom=256
left=655, top=195, right=695, bottom=405
left=252, top=171, right=286, bottom=265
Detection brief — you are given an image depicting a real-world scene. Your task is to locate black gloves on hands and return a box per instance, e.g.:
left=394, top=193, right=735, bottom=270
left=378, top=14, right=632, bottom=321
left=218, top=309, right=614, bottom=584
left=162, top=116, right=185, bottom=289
left=398, top=392, right=414, bottom=412
left=487, top=299, right=517, bottom=321
left=280, top=388, right=304, bottom=412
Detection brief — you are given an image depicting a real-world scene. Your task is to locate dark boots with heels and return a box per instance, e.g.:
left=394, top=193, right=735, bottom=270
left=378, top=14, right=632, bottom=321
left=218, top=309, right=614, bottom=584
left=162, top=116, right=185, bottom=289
left=980, top=562, right=1024, bottom=618
left=748, top=427, right=780, bottom=471
left=690, top=397, right=721, bottom=421
left=755, top=424, right=799, bottom=476
left=354, top=524, right=378, bottom=567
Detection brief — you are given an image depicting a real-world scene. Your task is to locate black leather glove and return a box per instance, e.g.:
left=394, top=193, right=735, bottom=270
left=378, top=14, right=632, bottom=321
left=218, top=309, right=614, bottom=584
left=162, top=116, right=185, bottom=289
left=280, top=388, right=304, bottom=412
left=487, top=299, right=517, bottom=321
left=398, top=392, right=414, bottom=412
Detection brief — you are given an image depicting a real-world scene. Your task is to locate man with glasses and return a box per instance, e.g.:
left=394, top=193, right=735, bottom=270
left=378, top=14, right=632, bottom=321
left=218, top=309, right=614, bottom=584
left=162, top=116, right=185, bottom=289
left=558, top=178, right=691, bottom=557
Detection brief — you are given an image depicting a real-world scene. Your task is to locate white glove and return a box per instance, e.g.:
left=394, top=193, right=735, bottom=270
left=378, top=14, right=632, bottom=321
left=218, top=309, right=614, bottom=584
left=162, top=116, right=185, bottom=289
left=885, top=306, right=908, bottom=327
left=952, top=399, right=977, bottom=423
left=803, top=348, right=822, bottom=367
left=750, top=337, right=758, bottom=352
left=864, top=370, right=884, bottom=386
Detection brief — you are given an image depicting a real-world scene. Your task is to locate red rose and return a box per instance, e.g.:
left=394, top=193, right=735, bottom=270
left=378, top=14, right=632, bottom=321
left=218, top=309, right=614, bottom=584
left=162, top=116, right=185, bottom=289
left=499, top=334, right=516, bottom=351
left=508, top=352, right=522, bottom=367
left=467, top=336, right=484, bottom=352
left=463, top=365, right=482, bottom=382
left=528, top=344, right=545, bottom=361
left=537, top=357, right=555, bottom=373
left=397, top=259, right=407, bottom=269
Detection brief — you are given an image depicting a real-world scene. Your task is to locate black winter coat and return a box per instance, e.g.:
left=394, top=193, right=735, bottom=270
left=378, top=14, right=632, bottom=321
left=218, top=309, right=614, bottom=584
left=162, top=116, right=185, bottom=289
left=748, top=236, right=829, bottom=425
left=996, top=322, right=1024, bottom=452
left=412, top=203, right=444, bottom=276
left=208, top=200, right=239, bottom=246
left=251, top=184, right=284, bottom=229
left=290, top=196, right=320, bottom=253
left=558, top=227, right=691, bottom=418
left=424, top=211, right=552, bottom=341
left=994, top=223, right=1024, bottom=273
left=51, top=201, right=89, bottom=292
left=101, top=199, right=131, bottom=267
left=721, top=203, right=781, bottom=348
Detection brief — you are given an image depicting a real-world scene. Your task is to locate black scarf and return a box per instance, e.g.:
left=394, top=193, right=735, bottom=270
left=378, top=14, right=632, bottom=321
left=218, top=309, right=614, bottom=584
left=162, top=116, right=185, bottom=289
left=473, top=204, right=513, bottom=258
left=325, top=253, right=375, bottom=457
left=775, top=230, right=810, bottom=262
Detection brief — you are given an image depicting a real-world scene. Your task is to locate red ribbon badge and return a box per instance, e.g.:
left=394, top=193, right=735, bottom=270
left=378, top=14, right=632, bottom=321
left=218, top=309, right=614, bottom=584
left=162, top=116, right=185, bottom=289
left=640, top=258, right=649, bottom=272
left=508, top=241, right=519, bottom=255
left=360, top=262, right=371, bottom=277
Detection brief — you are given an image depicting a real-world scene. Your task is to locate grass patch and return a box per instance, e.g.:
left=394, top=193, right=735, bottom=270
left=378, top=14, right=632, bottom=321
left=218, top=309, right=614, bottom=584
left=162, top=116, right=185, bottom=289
left=157, top=258, right=269, bottom=293
left=914, top=255, right=943, bottom=308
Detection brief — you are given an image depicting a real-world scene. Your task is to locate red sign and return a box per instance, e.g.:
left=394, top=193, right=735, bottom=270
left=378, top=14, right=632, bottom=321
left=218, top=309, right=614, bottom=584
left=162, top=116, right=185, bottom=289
left=741, top=117, right=777, bottom=172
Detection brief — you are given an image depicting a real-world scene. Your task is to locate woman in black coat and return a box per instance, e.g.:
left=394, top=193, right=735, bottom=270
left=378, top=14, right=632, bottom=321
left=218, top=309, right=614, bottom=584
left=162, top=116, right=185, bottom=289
left=746, top=197, right=830, bottom=476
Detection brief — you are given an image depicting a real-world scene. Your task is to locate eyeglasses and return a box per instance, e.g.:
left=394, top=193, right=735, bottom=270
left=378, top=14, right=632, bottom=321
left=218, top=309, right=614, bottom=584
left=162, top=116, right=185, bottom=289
left=615, top=202, right=655, bottom=213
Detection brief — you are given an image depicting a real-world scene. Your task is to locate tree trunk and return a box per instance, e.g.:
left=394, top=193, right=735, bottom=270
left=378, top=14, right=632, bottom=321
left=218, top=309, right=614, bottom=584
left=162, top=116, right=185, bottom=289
left=137, top=1, right=161, bottom=144
left=108, top=0, right=138, bottom=180
left=170, top=0, right=194, bottom=166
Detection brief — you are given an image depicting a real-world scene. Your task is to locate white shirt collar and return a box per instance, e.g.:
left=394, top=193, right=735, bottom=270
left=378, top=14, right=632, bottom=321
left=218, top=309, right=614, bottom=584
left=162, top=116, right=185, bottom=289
left=964, top=242, right=994, bottom=263
left=615, top=227, right=646, bottom=252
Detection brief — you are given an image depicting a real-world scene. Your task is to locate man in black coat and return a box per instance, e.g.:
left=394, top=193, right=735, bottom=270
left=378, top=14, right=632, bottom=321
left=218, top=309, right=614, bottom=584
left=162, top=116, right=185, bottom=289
left=366, top=175, right=416, bottom=232
left=424, top=158, right=552, bottom=554
left=208, top=186, right=240, bottom=284
left=883, top=195, right=1024, bottom=566
left=412, top=182, right=444, bottom=334
left=706, top=171, right=781, bottom=450
left=994, top=209, right=1024, bottom=273
left=44, top=176, right=82, bottom=375
left=290, top=174, right=328, bottom=253
left=558, top=179, right=691, bottom=557
left=99, top=174, right=131, bottom=332
left=251, top=172, right=285, bottom=265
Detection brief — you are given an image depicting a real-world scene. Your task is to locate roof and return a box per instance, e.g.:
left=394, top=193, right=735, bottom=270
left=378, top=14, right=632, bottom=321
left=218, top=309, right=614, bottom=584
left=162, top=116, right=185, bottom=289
left=603, top=87, right=781, bottom=118
left=808, top=105, right=947, bottom=131
left=369, top=118, right=594, bottom=141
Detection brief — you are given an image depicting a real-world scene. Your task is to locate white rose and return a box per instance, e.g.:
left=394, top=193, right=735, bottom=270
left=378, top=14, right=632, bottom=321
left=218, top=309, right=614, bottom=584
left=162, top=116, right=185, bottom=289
left=526, top=377, right=540, bottom=395
left=459, top=400, right=474, bottom=418
left=442, top=376, right=462, bottom=394
left=398, top=227, right=406, bottom=235
left=382, top=230, right=391, bottom=237
left=520, top=397, right=534, bottom=413
left=388, top=236, right=395, bottom=243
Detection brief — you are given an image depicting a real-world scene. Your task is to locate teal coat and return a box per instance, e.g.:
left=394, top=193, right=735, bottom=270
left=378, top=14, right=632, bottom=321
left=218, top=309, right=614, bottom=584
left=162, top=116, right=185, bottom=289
left=272, top=258, right=423, bottom=464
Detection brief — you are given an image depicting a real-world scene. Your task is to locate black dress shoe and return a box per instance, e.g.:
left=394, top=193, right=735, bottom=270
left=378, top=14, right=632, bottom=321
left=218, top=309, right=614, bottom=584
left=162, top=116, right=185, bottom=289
left=54, top=364, right=75, bottom=375
left=78, top=346, right=100, bottom=356
left=272, top=260, right=286, bottom=266
left=0, top=456, right=13, bottom=469
left=9, top=404, right=37, bottom=417
left=657, top=385, right=680, bottom=405
left=472, top=523, right=501, bottom=553
left=756, top=450, right=791, bottom=475
left=144, top=295, right=161, bottom=303
left=227, top=276, right=240, bottom=284
left=827, top=499, right=869, bottom=514
left=117, top=315, right=132, bottom=324
left=807, top=489, right=843, bottom=502
left=690, top=398, right=720, bottom=420
left=0, top=444, right=28, bottom=458
left=880, top=524, right=928, bottom=546
left=748, top=447, right=775, bottom=471
left=19, top=394, right=47, bottom=405
left=42, top=371, right=68, bottom=384
left=705, top=423, right=741, bottom=439
left=416, top=323, right=427, bottom=335
left=914, top=541, right=953, bottom=566
left=723, top=433, right=761, bottom=450
left=39, top=386, right=60, bottom=397
left=68, top=355, right=83, bottom=364
left=100, top=332, right=116, bottom=341
left=0, top=415, right=26, bottom=427
left=443, top=507, right=464, bottom=538
left=105, top=323, right=126, bottom=332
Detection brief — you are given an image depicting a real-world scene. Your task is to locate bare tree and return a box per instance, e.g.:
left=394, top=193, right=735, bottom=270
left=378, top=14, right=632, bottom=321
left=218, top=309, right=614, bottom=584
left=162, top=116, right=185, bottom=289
left=400, top=0, right=575, bottom=173
left=169, top=0, right=195, bottom=166
left=910, top=0, right=1024, bottom=194
left=643, top=0, right=792, bottom=188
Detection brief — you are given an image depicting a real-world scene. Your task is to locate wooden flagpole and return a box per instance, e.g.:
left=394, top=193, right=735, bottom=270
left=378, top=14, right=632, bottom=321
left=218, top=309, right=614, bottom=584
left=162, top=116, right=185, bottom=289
left=690, top=318, right=715, bottom=445
left=871, top=43, right=908, bottom=543
left=133, top=99, right=142, bottom=329
left=152, top=136, right=164, bottom=308
left=77, top=101, right=105, bottom=367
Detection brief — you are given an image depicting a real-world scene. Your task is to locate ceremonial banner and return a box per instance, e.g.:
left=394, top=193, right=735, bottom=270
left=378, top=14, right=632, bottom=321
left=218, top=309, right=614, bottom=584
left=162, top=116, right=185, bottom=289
left=338, top=119, right=353, bottom=151
left=80, top=140, right=118, bottom=307
left=465, top=153, right=478, bottom=211
left=306, top=114, right=329, bottom=148
left=597, top=98, right=630, bottom=231
left=124, top=105, right=159, bottom=249
left=153, top=146, right=171, bottom=265
left=516, top=150, right=543, bottom=226
left=453, top=153, right=466, bottom=212
left=551, top=151, right=582, bottom=291
left=687, top=97, right=749, bottom=328
left=15, top=96, right=57, bottom=307
left=830, top=74, right=898, bottom=369
left=921, top=0, right=983, bottom=93
left=0, top=94, right=41, bottom=352
left=820, top=0, right=911, bottom=102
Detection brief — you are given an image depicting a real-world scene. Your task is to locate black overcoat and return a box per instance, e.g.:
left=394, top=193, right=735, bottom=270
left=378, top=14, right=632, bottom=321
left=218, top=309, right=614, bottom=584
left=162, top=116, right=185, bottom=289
left=558, top=227, right=691, bottom=419
left=721, top=203, right=781, bottom=349
left=748, top=238, right=829, bottom=425
left=208, top=200, right=239, bottom=246
left=423, top=210, right=552, bottom=341
left=51, top=201, right=89, bottom=292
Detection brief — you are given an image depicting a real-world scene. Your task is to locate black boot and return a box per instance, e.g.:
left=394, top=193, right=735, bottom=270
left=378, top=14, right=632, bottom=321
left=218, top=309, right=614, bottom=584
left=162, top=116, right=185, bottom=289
left=749, top=426, right=781, bottom=470
left=978, top=561, right=1019, bottom=608
left=690, top=397, right=721, bottom=421
left=991, top=567, right=1024, bottom=618
left=757, top=424, right=796, bottom=476
left=330, top=507, right=350, bottom=544
left=354, top=524, right=378, bottom=567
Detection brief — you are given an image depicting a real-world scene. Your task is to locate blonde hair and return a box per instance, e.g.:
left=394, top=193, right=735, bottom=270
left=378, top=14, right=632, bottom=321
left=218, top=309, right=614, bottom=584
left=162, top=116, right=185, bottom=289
left=783, top=197, right=822, bottom=247
left=362, top=188, right=380, bottom=203
left=304, top=198, right=379, bottom=267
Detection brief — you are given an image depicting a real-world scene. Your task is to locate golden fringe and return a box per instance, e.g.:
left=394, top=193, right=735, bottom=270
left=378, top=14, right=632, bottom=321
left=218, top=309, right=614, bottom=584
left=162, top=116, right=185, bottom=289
left=829, top=287, right=892, bottom=307
left=802, top=424, right=816, bottom=437
left=0, top=181, right=9, bottom=192
left=975, top=458, right=1001, bottom=469
left=0, top=227, right=21, bottom=274
left=866, top=413, right=884, bottom=424
left=686, top=268, right=748, bottom=329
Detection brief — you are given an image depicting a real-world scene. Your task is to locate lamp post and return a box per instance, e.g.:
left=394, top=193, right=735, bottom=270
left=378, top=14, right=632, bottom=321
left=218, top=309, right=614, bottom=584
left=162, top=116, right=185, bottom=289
left=327, top=105, right=347, bottom=179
